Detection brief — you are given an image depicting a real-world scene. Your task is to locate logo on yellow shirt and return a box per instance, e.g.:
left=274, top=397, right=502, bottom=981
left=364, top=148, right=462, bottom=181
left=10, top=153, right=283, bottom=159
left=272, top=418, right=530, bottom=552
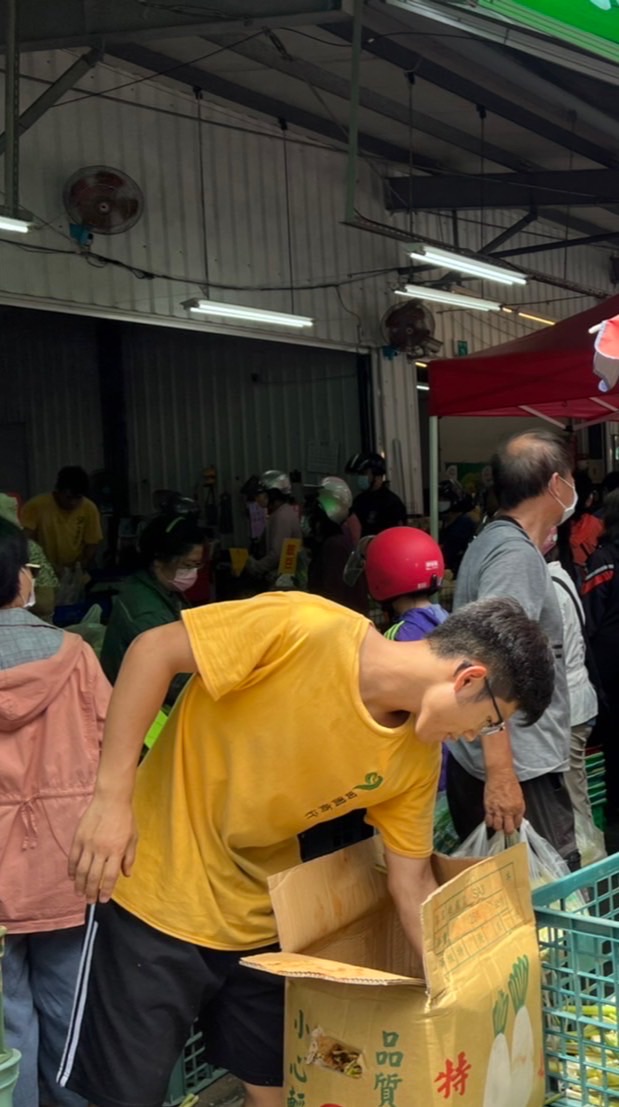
left=304, top=774, right=384, bottom=820
left=354, top=772, right=384, bottom=791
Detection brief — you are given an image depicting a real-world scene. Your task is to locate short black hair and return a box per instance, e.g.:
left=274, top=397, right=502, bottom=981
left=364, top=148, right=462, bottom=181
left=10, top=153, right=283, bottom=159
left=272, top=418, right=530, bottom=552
left=139, top=514, right=205, bottom=568
left=0, top=519, right=29, bottom=607
left=427, top=596, right=554, bottom=726
left=492, top=430, right=571, bottom=511
left=56, top=466, right=90, bottom=497
left=603, top=471, right=619, bottom=496
left=574, top=470, right=593, bottom=520
left=603, top=488, right=619, bottom=543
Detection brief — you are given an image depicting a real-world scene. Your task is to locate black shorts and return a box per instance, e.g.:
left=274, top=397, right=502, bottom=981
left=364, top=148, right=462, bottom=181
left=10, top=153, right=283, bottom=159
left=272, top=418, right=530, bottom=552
left=58, top=901, right=285, bottom=1107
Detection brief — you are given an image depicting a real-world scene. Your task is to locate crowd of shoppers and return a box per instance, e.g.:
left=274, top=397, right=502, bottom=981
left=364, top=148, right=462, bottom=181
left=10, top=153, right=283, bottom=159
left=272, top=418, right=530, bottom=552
left=2, top=437, right=618, bottom=1107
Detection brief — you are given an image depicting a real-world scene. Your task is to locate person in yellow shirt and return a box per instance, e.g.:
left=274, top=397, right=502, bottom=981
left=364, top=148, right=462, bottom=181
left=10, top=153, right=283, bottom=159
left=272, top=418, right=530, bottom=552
left=21, top=466, right=103, bottom=573
left=60, top=592, right=553, bottom=1107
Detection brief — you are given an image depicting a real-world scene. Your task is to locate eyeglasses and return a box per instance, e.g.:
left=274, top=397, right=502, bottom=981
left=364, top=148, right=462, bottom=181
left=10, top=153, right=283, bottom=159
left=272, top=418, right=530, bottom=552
left=476, top=678, right=505, bottom=739
left=25, top=563, right=41, bottom=579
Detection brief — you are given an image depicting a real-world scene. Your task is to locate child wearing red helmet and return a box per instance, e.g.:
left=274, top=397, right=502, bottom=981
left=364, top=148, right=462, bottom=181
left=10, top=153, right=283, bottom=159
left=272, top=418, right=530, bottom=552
left=365, top=527, right=450, bottom=799
left=365, top=527, right=448, bottom=642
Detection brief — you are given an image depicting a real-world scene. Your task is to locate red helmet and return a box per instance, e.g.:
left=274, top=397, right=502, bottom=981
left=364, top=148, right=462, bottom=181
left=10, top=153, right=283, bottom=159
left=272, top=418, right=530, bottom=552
left=365, top=527, right=444, bottom=601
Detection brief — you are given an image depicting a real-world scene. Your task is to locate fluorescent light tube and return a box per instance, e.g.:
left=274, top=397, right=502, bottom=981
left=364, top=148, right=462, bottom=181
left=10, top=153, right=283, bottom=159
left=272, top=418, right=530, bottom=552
left=518, top=311, right=556, bottom=326
left=187, top=299, right=313, bottom=328
left=409, top=244, right=527, bottom=286
left=397, top=286, right=502, bottom=311
left=0, top=214, right=30, bottom=234
left=501, top=307, right=556, bottom=326
left=417, top=383, right=430, bottom=391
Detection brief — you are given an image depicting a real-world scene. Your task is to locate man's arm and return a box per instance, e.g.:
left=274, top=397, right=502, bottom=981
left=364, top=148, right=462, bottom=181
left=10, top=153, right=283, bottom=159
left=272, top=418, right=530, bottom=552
left=81, top=501, right=103, bottom=568
left=482, top=727, right=525, bottom=833
left=69, top=620, right=197, bottom=904
left=81, top=542, right=100, bottom=569
left=384, top=849, right=438, bottom=967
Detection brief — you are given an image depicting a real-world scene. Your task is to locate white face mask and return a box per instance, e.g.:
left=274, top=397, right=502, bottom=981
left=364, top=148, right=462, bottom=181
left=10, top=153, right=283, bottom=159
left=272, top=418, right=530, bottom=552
left=551, top=475, right=578, bottom=526
left=438, top=500, right=452, bottom=514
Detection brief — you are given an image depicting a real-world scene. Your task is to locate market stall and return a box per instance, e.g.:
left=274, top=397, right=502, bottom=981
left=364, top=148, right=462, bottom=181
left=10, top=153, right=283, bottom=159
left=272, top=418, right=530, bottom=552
left=427, top=295, right=619, bottom=534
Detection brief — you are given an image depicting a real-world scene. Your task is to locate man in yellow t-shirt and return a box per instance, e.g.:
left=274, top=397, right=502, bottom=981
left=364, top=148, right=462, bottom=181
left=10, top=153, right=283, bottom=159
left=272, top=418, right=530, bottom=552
left=21, top=466, right=102, bottom=573
left=61, top=592, right=554, bottom=1107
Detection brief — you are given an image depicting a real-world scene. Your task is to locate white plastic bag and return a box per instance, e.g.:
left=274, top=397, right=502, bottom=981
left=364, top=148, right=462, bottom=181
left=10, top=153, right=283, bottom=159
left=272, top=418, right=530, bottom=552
left=574, top=811, right=606, bottom=867
left=65, top=604, right=105, bottom=657
left=454, top=820, right=587, bottom=910
left=454, top=819, right=571, bottom=887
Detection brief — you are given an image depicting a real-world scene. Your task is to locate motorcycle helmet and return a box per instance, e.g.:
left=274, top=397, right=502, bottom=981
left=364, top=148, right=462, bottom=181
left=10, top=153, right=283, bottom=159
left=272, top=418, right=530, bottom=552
left=438, top=478, right=471, bottom=514
left=365, top=527, right=444, bottom=601
left=258, top=470, right=292, bottom=495
left=318, top=476, right=353, bottom=524
left=345, top=452, right=387, bottom=477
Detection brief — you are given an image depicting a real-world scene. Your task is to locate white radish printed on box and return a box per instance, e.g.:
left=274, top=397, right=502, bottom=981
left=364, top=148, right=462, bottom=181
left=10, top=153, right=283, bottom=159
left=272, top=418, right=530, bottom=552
left=483, top=956, right=535, bottom=1107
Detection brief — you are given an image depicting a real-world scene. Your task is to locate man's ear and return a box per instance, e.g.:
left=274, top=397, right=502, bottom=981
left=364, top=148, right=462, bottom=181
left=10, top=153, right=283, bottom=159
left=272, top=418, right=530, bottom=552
left=453, top=663, right=487, bottom=692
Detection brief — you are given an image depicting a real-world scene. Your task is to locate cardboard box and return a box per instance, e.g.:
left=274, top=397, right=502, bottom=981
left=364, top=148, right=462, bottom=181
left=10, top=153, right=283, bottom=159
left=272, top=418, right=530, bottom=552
left=244, top=838, right=544, bottom=1107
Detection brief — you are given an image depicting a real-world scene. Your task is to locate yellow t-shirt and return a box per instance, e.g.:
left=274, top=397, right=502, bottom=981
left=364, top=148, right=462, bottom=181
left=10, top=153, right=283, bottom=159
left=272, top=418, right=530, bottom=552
left=21, top=493, right=102, bottom=570
left=113, top=593, right=440, bottom=951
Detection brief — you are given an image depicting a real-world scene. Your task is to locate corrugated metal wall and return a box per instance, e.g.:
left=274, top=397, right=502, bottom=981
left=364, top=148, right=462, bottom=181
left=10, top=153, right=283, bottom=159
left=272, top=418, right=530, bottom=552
left=1, top=50, right=616, bottom=502
left=121, top=325, right=361, bottom=515
left=0, top=50, right=613, bottom=354
left=373, top=351, right=423, bottom=514
left=0, top=308, right=103, bottom=497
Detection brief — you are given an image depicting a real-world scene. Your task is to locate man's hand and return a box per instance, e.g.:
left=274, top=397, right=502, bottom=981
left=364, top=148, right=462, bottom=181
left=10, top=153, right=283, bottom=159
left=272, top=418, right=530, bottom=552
left=69, top=794, right=137, bottom=904
left=483, top=769, right=525, bottom=834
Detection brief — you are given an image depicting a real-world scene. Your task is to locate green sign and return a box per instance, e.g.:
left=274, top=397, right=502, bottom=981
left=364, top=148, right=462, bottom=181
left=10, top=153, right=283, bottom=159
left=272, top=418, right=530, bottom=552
left=475, top=0, right=619, bottom=62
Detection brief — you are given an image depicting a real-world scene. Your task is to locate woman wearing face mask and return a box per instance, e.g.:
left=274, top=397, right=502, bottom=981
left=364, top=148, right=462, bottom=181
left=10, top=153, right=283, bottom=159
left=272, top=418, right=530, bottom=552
left=0, top=518, right=110, bottom=1107
left=101, top=514, right=205, bottom=703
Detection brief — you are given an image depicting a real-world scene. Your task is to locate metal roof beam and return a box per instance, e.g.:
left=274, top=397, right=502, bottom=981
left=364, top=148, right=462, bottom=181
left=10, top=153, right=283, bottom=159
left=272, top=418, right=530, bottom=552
left=324, top=20, right=619, bottom=170
left=0, top=0, right=346, bottom=52
left=0, top=47, right=100, bottom=156
left=107, top=43, right=418, bottom=166
left=384, top=169, right=619, bottom=211
left=203, top=29, right=531, bottom=172
left=493, top=231, right=619, bottom=259
left=481, top=210, right=538, bottom=254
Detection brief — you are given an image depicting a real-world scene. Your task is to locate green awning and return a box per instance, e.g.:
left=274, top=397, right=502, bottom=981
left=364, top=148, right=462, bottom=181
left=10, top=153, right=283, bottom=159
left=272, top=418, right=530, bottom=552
left=474, top=0, right=619, bottom=62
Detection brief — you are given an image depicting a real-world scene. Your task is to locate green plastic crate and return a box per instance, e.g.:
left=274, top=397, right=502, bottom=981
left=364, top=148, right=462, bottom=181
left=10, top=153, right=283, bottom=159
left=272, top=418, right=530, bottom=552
left=533, top=855, right=619, bottom=1105
left=592, top=801, right=607, bottom=833
left=163, top=1023, right=225, bottom=1106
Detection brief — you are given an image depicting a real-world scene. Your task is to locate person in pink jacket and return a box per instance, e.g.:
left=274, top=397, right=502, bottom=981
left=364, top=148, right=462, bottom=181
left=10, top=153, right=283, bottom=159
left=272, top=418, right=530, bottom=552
left=0, top=519, right=110, bottom=1107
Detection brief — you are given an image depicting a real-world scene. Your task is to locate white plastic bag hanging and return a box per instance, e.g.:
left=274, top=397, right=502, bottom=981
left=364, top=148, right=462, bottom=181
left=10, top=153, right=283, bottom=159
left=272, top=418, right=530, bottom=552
left=453, top=820, right=586, bottom=910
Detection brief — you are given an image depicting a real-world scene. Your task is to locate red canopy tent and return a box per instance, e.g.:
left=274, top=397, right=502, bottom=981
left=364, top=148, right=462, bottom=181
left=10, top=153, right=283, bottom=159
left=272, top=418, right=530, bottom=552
left=429, top=294, right=619, bottom=426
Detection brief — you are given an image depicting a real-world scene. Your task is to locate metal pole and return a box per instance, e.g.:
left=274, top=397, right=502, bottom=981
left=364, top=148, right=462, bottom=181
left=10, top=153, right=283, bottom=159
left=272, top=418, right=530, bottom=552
left=429, top=415, right=439, bottom=540
left=4, top=0, right=19, bottom=216
left=345, top=0, right=363, bottom=223
left=0, top=49, right=100, bottom=158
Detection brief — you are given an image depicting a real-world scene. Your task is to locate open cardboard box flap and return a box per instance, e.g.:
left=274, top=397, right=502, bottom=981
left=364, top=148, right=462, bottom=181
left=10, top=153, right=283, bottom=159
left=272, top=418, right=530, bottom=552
left=243, top=838, right=533, bottom=996
left=243, top=950, right=415, bottom=986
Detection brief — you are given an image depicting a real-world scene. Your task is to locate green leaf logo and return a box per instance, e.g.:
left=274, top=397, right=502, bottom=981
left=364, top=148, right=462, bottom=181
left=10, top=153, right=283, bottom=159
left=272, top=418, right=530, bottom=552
left=355, top=772, right=384, bottom=791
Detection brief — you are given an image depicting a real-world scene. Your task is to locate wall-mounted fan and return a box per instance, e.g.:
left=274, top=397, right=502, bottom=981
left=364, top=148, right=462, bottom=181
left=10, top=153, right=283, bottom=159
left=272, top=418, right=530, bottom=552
left=63, top=166, right=144, bottom=236
left=382, top=299, right=443, bottom=360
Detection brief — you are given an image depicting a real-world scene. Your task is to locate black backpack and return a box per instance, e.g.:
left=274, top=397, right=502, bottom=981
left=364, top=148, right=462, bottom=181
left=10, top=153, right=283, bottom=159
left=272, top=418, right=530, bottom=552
left=551, top=573, right=608, bottom=714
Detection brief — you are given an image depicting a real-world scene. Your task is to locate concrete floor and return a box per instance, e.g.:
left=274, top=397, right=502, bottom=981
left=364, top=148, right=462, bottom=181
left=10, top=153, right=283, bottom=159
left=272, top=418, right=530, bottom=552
left=196, top=1072, right=244, bottom=1106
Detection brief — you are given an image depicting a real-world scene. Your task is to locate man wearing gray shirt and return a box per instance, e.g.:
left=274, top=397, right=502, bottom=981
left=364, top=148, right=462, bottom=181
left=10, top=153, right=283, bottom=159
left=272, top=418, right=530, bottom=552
left=447, top=429, right=579, bottom=868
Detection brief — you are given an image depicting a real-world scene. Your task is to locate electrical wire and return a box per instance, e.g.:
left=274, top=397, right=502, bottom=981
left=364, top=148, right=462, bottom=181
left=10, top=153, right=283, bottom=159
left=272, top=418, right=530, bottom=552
left=195, top=88, right=211, bottom=292
left=48, top=31, right=266, bottom=108
left=280, top=118, right=296, bottom=315
left=477, top=104, right=486, bottom=253
left=0, top=234, right=401, bottom=290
